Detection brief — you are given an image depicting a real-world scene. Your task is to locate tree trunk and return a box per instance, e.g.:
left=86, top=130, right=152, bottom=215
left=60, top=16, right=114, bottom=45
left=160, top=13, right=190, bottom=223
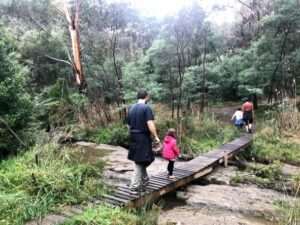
left=268, top=25, right=290, bottom=103
left=252, top=93, right=258, bottom=110
left=111, top=29, right=126, bottom=119
left=200, top=37, right=207, bottom=112
left=62, top=0, right=85, bottom=93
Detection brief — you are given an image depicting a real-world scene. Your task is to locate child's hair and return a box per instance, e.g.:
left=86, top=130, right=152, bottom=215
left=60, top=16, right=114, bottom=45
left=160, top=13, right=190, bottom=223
left=167, top=128, right=176, bottom=137
left=237, top=107, right=242, bottom=111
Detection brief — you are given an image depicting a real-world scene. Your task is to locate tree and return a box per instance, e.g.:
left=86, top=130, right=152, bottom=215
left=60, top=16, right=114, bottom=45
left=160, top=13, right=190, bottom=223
left=0, top=27, right=32, bottom=156
left=53, top=0, right=86, bottom=93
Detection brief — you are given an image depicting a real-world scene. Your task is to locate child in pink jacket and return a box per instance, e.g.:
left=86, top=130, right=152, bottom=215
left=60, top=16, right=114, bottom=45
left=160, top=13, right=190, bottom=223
left=162, top=128, right=181, bottom=179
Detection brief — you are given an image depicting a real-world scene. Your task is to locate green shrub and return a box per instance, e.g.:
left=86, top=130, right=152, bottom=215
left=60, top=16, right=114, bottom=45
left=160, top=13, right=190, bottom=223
left=0, top=26, right=33, bottom=156
left=90, top=123, right=130, bottom=148
left=155, top=114, right=240, bottom=156
left=249, top=131, right=300, bottom=165
left=0, top=144, right=106, bottom=224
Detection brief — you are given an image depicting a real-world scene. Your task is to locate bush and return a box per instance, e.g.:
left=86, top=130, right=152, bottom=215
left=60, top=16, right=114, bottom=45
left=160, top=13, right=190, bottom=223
left=90, top=123, right=130, bottom=148
left=155, top=114, right=240, bottom=156
left=248, top=128, right=300, bottom=165
left=0, top=26, right=33, bottom=156
left=0, top=144, right=106, bottom=224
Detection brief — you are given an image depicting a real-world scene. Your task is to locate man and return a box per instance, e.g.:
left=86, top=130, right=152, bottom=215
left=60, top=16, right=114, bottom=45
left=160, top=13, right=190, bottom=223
left=126, top=90, right=160, bottom=194
left=242, top=98, right=254, bottom=133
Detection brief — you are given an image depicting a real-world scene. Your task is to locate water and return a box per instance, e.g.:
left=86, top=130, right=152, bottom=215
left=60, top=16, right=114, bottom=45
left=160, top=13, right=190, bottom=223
left=67, top=145, right=113, bottom=163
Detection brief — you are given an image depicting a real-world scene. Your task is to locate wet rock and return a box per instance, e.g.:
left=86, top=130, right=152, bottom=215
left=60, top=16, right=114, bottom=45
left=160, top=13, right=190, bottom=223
left=177, top=184, right=287, bottom=221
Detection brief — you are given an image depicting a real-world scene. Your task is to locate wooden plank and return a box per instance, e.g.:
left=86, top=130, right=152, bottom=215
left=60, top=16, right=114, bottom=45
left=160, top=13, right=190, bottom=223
left=178, top=164, right=209, bottom=172
left=102, top=194, right=130, bottom=204
left=102, top=198, right=123, bottom=206
left=149, top=176, right=170, bottom=183
left=147, top=183, right=163, bottom=189
left=111, top=192, right=135, bottom=201
left=115, top=189, right=140, bottom=198
left=150, top=177, right=173, bottom=184
left=173, top=168, right=196, bottom=174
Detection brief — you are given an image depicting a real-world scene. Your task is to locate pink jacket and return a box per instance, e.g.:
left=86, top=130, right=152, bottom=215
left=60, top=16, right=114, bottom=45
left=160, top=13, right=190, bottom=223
left=162, top=135, right=180, bottom=160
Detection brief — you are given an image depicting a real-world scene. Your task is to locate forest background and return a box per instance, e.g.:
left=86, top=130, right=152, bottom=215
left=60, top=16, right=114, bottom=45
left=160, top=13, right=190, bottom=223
left=0, top=0, right=300, bottom=224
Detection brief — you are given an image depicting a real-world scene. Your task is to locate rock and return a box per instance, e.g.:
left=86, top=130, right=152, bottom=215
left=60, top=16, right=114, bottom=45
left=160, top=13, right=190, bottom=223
left=158, top=205, right=277, bottom=225
left=201, top=166, right=241, bottom=185
left=177, top=184, right=287, bottom=221
left=281, top=164, right=300, bottom=177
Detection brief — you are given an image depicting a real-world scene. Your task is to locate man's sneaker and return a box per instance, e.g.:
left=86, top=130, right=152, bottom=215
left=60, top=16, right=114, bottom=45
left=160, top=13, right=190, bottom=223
left=143, top=178, right=150, bottom=186
left=249, top=129, right=252, bottom=133
left=138, top=186, right=149, bottom=194
left=129, top=188, right=139, bottom=195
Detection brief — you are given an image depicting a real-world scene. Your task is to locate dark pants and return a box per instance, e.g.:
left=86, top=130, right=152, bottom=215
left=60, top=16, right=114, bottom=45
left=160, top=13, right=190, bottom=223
left=167, top=160, right=175, bottom=176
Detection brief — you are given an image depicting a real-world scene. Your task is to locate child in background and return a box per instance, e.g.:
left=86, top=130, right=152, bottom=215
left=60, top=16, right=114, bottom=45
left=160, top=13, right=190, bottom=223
left=231, top=107, right=244, bottom=129
left=162, top=128, right=181, bottom=179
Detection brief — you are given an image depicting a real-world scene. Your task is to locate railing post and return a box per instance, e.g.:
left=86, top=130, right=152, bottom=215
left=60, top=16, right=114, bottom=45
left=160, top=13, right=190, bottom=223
left=224, top=151, right=228, bottom=167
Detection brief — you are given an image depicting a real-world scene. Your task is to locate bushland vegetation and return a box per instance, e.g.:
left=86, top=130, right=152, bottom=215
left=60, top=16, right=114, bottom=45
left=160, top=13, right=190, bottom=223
left=0, top=0, right=300, bottom=224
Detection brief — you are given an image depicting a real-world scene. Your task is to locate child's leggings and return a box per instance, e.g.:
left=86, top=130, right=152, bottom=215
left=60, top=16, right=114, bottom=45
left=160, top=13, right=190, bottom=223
left=167, top=160, right=175, bottom=176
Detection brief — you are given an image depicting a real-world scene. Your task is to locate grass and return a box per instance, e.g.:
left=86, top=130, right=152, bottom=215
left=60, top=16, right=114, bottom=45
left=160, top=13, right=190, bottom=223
left=155, top=113, right=241, bottom=157
left=0, top=144, right=106, bottom=225
left=244, top=104, right=300, bottom=165
left=274, top=197, right=300, bottom=225
left=60, top=205, right=138, bottom=225
left=61, top=199, right=162, bottom=225
left=245, top=127, right=300, bottom=165
left=229, top=161, right=283, bottom=188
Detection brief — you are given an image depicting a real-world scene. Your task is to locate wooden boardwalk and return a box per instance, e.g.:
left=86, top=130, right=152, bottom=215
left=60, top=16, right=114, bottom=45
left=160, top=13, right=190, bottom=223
left=26, top=134, right=252, bottom=225
left=99, top=134, right=252, bottom=208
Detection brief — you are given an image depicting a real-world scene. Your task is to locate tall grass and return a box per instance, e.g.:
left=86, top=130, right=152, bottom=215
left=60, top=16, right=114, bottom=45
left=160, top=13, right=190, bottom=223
left=156, top=113, right=240, bottom=156
left=61, top=205, right=138, bottom=225
left=0, top=144, right=106, bottom=225
left=248, top=105, right=300, bottom=165
left=61, top=198, right=162, bottom=225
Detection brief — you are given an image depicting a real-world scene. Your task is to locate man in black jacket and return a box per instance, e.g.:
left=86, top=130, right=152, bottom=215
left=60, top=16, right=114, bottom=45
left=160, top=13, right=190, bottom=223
left=126, top=90, right=160, bottom=194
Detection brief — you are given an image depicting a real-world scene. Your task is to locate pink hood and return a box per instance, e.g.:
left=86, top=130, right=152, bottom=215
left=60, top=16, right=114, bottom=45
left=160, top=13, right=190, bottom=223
left=162, top=135, right=180, bottom=160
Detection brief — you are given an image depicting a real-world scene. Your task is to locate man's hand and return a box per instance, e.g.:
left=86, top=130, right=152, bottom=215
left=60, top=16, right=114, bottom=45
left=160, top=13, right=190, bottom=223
left=147, top=120, right=159, bottom=142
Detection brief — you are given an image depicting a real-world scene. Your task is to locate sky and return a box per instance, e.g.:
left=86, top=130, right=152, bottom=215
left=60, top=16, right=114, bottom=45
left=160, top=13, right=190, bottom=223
left=109, top=0, right=238, bottom=25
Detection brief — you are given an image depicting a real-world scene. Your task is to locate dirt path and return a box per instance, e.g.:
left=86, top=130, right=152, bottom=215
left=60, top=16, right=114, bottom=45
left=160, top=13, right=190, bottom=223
left=208, top=105, right=240, bottom=123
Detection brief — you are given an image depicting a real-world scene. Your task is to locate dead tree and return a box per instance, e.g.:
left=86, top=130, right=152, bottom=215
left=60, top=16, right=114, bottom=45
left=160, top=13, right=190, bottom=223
left=61, top=0, right=85, bottom=93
